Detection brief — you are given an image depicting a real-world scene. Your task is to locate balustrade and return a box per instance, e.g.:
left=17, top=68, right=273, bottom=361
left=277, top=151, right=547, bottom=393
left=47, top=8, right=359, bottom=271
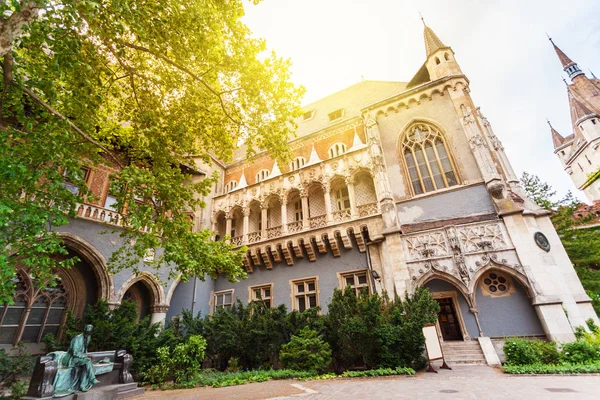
left=332, top=209, right=352, bottom=223
left=267, top=226, right=282, bottom=239
left=357, top=202, right=379, bottom=218
left=77, top=204, right=122, bottom=226
left=247, top=231, right=262, bottom=244
left=231, top=235, right=244, bottom=247
left=287, top=220, right=303, bottom=233
left=309, top=215, right=327, bottom=229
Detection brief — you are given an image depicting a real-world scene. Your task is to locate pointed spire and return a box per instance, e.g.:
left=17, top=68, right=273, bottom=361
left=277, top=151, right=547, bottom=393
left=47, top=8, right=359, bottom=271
left=548, top=119, right=565, bottom=149
left=548, top=35, right=584, bottom=79
left=569, top=90, right=596, bottom=124
left=422, top=20, right=448, bottom=57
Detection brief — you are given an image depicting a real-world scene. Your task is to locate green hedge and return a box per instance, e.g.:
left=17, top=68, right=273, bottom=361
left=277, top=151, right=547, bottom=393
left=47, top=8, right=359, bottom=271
left=503, top=362, right=600, bottom=374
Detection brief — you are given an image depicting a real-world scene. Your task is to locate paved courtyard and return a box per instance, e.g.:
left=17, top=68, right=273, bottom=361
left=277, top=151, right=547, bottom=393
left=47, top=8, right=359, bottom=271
left=139, top=366, right=600, bottom=400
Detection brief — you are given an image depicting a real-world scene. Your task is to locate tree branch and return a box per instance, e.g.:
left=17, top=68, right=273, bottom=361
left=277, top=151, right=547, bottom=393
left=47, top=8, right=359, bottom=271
left=0, top=1, right=43, bottom=57
left=22, top=87, right=123, bottom=168
left=118, top=41, right=243, bottom=126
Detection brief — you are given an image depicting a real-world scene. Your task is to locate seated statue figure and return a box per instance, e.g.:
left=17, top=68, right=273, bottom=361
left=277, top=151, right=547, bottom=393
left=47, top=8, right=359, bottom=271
left=52, top=325, right=101, bottom=397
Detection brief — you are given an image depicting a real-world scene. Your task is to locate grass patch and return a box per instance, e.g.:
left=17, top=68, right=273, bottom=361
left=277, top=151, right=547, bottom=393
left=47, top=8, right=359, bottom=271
left=503, top=362, right=600, bottom=374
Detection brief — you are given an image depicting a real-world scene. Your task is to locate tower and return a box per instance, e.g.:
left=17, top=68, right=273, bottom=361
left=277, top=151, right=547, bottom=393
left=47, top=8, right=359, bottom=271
left=422, top=19, right=463, bottom=81
left=549, top=38, right=600, bottom=202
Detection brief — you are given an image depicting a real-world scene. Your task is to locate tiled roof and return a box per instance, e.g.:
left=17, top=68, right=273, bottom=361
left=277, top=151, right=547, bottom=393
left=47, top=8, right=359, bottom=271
left=423, top=26, right=447, bottom=57
left=552, top=42, right=576, bottom=69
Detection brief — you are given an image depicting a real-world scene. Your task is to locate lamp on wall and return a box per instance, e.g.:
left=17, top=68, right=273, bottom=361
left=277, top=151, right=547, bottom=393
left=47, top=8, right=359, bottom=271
left=371, top=270, right=381, bottom=280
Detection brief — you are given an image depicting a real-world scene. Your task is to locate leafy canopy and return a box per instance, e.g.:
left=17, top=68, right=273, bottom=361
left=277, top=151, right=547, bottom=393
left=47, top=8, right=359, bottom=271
left=0, top=0, right=304, bottom=302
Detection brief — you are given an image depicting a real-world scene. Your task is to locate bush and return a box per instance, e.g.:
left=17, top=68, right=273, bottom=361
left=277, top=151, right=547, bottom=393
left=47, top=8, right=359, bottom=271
left=561, top=341, right=600, bottom=364
left=0, top=343, right=33, bottom=399
left=143, top=335, right=207, bottom=384
left=504, top=338, right=540, bottom=365
left=531, top=340, right=560, bottom=365
left=503, top=362, right=600, bottom=374
left=280, top=327, right=332, bottom=373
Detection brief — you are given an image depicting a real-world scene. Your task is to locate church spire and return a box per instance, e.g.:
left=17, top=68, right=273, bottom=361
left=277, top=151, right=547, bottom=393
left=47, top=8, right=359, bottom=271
left=422, top=20, right=448, bottom=58
left=547, top=119, right=565, bottom=149
left=548, top=36, right=584, bottom=80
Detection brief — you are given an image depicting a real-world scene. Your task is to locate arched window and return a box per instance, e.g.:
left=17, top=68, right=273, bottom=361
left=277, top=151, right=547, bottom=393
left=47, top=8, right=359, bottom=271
left=435, top=57, right=441, bottom=65
left=444, top=53, right=450, bottom=61
left=328, top=143, right=347, bottom=159
left=0, top=272, right=68, bottom=345
left=289, top=156, right=306, bottom=171
left=402, top=124, right=458, bottom=195
left=225, top=180, right=238, bottom=193
left=255, top=169, right=271, bottom=183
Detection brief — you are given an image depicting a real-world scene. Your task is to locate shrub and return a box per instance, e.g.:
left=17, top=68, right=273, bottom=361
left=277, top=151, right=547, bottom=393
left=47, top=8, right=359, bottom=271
left=503, top=338, right=539, bottom=365
left=503, top=362, right=600, bottom=374
left=143, top=334, right=207, bottom=384
left=530, top=340, right=560, bottom=365
left=280, top=327, right=332, bottom=373
left=561, top=341, right=600, bottom=364
left=0, top=343, right=33, bottom=399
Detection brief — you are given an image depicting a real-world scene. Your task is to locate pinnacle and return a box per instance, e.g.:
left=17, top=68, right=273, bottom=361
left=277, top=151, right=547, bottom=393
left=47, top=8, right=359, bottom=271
left=548, top=120, right=565, bottom=149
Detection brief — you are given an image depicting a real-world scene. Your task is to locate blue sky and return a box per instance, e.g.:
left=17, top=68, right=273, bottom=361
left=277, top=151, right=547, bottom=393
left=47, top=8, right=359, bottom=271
left=242, top=0, right=600, bottom=202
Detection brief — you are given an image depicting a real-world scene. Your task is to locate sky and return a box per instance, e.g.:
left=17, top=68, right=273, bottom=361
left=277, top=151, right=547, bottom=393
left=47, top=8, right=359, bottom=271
left=242, top=0, right=600, bottom=202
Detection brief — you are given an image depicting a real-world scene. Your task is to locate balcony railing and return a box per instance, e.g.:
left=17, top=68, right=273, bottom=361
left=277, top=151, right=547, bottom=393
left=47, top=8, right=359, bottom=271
left=309, top=215, right=327, bottom=229
left=357, top=202, right=379, bottom=218
left=247, top=231, right=262, bottom=244
left=332, top=209, right=351, bottom=223
left=267, top=226, right=282, bottom=239
left=287, top=220, right=303, bottom=233
left=231, top=235, right=243, bottom=247
left=77, top=204, right=122, bottom=226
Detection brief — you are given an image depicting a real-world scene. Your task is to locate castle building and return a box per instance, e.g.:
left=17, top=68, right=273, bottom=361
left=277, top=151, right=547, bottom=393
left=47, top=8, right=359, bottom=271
left=548, top=39, right=600, bottom=203
left=2, top=24, right=598, bottom=362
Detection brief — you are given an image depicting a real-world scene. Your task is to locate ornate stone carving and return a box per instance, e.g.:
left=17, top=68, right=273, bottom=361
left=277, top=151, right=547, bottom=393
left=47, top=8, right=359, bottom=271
left=309, top=215, right=327, bottom=228
left=247, top=231, right=261, bottom=244
left=405, top=231, right=449, bottom=260
left=487, top=183, right=505, bottom=200
left=456, top=223, right=506, bottom=253
left=357, top=202, right=378, bottom=217
left=474, top=253, right=522, bottom=273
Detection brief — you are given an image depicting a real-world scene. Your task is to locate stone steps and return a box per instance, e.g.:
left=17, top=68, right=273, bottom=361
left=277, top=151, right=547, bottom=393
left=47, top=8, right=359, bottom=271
left=441, top=340, right=487, bottom=366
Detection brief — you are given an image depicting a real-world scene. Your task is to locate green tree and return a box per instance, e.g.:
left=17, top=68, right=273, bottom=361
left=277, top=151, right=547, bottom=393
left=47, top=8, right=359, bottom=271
left=0, top=0, right=304, bottom=302
left=279, top=326, right=332, bottom=373
left=520, top=172, right=561, bottom=210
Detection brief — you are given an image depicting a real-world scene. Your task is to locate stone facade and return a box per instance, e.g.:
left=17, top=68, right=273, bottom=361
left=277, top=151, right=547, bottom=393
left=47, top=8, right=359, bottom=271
left=3, top=24, right=598, bottom=356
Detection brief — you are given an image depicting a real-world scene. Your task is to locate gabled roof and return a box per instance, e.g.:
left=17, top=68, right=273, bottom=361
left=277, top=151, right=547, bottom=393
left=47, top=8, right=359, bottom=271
left=295, top=80, right=408, bottom=138
left=548, top=121, right=566, bottom=149
left=569, top=88, right=598, bottom=126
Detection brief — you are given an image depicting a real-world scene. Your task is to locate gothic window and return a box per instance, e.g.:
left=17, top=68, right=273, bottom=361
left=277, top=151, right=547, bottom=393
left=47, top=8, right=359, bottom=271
left=328, top=143, right=347, bottom=159
left=256, top=169, right=271, bottom=183
left=335, top=186, right=350, bottom=211
left=444, top=53, right=450, bottom=61
left=401, top=124, right=458, bottom=195
left=225, top=180, right=238, bottom=193
left=292, top=278, right=318, bottom=312
left=435, top=57, right=440, bottom=65
left=290, top=157, right=306, bottom=171
left=293, top=199, right=303, bottom=221
left=480, top=271, right=514, bottom=298
left=0, top=272, right=68, bottom=345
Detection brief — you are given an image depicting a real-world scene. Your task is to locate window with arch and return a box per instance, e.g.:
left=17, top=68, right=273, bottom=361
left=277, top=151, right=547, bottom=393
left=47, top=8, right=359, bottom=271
left=444, top=53, right=450, bottom=61
left=328, top=143, right=347, bottom=159
left=435, top=57, right=440, bottom=65
left=289, top=156, right=306, bottom=171
left=0, top=272, right=69, bottom=345
left=402, top=124, right=458, bottom=195
left=224, top=180, right=238, bottom=193
left=256, top=169, right=271, bottom=183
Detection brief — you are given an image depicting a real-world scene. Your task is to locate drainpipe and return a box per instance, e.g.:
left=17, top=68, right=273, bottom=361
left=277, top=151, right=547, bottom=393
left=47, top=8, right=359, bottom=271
left=191, top=276, right=198, bottom=316
left=363, top=229, right=383, bottom=295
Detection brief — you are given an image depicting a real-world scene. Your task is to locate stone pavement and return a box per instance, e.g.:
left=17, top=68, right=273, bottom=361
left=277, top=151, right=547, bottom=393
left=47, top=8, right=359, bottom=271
left=138, top=366, right=600, bottom=400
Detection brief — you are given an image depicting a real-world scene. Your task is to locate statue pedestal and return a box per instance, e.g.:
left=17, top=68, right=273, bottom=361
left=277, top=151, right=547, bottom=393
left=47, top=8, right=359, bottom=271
left=22, top=382, right=144, bottom=400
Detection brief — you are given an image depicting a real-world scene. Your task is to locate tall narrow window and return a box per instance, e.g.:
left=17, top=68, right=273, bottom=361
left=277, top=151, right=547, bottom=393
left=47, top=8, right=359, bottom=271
left=294, top=200, right=303, bottom=221
left=290, top=157, right=306, bottom=171
left=328, top=143, right=347, bottom=158
left=335, top=187, right=350, bottom=211
left=401, top=124, right=458, bottom=195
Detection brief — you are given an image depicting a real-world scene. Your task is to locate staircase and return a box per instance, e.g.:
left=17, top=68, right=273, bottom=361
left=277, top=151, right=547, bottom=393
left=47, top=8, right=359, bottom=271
left=441, top=340, right=487, bottom=365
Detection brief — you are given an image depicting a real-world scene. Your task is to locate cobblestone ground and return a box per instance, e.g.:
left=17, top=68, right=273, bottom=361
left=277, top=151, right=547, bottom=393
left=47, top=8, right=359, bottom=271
left=138, top=366, right=600, bottom=400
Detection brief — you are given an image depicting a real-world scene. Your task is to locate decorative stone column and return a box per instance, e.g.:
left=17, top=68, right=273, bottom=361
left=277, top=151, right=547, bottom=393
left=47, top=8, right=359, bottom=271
left=323, top=182, right=333, bottom=223
left=301, top=192, right=309, bottom=229
left=150, top=305, right=169, bottom=326
left=260, top=204, right=268, bottom=239
left=477, top=108, right=519, bottom=185
left=242, top=207, right=250, bottom=244
left=225, top=212, right=232, bottom=243
left=280, top=197, right=288, bottom=234
left=346, top=176, right=357, bottom=218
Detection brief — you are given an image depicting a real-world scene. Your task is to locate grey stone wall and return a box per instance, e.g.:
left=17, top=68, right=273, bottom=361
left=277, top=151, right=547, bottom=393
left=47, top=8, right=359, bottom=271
left=396, top=184, right=495, bottom=225
left=214, top=246, right=369, bottom=314
left=166, top=278, right=213, bottom=320
left=475, top=281, right=545, bottom=337
left=56, top=219, right=175, bottom=301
